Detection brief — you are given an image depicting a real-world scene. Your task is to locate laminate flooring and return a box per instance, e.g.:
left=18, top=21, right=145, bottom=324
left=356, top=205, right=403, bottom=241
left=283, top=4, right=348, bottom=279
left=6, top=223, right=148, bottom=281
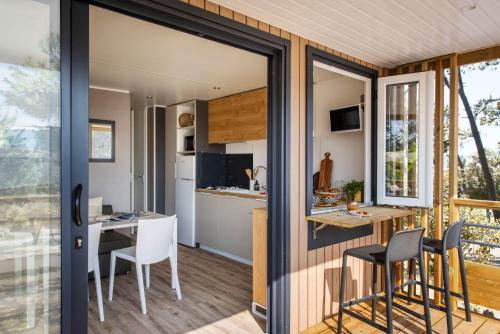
left=88, top=244, right=266, bottom=334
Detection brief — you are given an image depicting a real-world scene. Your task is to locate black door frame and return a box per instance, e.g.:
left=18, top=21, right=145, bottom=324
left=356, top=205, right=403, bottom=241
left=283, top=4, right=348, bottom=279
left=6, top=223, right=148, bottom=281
left=60, top=1, right=291, bottom=333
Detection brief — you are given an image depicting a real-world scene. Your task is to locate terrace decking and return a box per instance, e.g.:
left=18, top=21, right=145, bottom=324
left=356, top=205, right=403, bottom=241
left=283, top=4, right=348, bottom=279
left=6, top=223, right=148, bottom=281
left=302, top=301, right=500, bottom=334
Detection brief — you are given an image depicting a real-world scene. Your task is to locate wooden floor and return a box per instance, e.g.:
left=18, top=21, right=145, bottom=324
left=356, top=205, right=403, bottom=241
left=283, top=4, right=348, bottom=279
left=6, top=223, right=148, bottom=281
left=302, top=300, right=500, bottom=334
left=88, top=245, right=266, bottom=334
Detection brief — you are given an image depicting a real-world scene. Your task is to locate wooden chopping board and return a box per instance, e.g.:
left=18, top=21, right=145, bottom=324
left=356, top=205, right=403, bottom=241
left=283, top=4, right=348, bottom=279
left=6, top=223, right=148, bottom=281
left=318, top=152, right=333, bottom=192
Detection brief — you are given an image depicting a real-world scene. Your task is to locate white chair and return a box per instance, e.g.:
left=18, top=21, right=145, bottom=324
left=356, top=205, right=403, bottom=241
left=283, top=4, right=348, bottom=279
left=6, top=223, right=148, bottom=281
left=108, top=216, right=181, bottom=314
left=88, top=222, right=104, bottom=322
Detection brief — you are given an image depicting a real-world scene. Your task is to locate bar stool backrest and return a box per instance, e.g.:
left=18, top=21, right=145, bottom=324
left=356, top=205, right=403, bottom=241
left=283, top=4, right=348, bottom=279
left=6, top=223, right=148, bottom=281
left=443, top=220, right=464, bottom=250
left=136, top=215, right=177, bottom=265
left=386, top=227, right=425, bottom=263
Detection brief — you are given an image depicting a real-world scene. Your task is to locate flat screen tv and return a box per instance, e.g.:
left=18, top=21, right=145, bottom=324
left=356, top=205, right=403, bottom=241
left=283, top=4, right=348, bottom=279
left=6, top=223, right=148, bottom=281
left=330, top=104, right=362, bottom=133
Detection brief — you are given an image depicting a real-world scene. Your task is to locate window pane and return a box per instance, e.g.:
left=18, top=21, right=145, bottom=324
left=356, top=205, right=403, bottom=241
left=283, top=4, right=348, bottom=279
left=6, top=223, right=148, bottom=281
left=385, top=82, right=419, bottom=198
left=0, top=0, right=61, bottom=332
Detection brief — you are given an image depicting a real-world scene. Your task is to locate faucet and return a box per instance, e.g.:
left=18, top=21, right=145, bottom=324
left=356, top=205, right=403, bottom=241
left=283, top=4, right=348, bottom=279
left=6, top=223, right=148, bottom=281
left=253, top=166, right=267, bottom=190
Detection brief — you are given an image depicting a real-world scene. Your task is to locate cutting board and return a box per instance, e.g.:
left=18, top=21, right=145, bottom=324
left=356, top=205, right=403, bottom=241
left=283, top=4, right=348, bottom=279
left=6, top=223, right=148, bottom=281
left=318, top=152, right=333, bottom=192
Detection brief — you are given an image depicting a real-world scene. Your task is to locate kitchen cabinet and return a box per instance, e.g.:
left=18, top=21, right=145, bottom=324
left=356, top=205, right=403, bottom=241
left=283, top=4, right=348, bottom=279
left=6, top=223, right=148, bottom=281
left=195, top=192, right=220, bottom=249
left=208, top=87, right=267, bottom=144
left=195, top=192, right=266, bottom=262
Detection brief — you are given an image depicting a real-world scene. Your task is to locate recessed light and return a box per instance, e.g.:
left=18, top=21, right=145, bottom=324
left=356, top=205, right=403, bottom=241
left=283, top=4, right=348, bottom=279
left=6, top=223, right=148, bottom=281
left=461, top=3, right=479, bottom=13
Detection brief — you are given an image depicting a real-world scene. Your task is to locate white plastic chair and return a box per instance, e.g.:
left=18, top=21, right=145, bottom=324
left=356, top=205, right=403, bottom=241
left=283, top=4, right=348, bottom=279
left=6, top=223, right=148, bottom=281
left=88, top=222, right=104, bottom=322
left=108, top=216, right=181, bottom=314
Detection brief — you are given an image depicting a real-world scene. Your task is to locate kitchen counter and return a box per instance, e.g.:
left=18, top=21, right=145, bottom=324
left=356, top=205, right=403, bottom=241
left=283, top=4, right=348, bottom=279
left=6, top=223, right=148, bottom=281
left=195, top=188, right=267, bottom=200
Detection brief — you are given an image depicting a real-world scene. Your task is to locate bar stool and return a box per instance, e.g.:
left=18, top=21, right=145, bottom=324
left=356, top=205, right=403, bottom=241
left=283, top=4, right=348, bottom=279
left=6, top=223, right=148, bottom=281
left=422, top=220, right=471, bottom=334
left=338, top=228, right=432, bottom=334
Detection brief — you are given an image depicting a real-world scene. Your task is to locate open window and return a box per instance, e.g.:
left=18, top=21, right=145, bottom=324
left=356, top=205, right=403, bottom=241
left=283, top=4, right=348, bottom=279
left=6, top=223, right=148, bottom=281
left=377, top=71, right=435, bottom=207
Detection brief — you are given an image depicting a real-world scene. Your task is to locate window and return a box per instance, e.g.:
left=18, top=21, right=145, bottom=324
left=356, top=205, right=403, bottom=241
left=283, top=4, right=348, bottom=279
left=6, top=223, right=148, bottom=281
left=89, top=119, right=115, bottom=162
left=377, top=71, right=434, bottom=207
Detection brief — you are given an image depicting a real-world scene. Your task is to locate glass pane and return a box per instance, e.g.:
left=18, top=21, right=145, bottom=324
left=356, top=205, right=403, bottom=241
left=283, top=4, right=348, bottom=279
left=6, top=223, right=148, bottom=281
left=455, top=59, right=500, bottom=203
left=0, top=0, right=61, bottom=332
left=385, top=82, right=419, bottom=198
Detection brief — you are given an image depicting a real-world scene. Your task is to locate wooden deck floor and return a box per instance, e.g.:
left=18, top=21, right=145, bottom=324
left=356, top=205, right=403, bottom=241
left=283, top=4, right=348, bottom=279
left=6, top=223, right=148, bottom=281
left=88, top=244, right=265, bottom=334
left=302, top=300, right=500, bottom=334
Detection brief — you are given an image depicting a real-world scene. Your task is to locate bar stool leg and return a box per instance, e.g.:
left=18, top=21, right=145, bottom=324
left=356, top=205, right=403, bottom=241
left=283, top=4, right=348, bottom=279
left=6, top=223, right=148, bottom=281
left=372, top=264, right=377, bottom=322
left=441, top=251, right=453, bottom=334
left=407, top=259, right=415, bottom=305
left=419, top=253, right=432, bottom=334
left=458, top=244, right=472, bottom=322
left=338, top=252, right=348, bottom=333
left=384, top=262, right=394, bottom=334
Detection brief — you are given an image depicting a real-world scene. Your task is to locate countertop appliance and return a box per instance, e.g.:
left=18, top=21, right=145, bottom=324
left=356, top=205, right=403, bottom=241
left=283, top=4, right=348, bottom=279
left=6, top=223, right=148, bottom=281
left=175, top=155, right=196, bottom=247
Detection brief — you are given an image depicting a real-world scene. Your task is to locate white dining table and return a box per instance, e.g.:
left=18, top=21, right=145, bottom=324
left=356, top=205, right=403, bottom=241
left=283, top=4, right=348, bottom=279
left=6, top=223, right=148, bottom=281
left=89, top=211, right=168, bottom=231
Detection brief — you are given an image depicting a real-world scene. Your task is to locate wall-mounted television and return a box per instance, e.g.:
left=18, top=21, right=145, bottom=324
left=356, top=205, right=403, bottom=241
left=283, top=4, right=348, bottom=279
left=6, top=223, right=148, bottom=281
left=330, top=104, right=362, bottom=133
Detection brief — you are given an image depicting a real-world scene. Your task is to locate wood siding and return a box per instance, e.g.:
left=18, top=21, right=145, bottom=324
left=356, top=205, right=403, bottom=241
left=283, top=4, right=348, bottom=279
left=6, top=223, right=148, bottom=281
left=180, top=1, right=387, bottom=333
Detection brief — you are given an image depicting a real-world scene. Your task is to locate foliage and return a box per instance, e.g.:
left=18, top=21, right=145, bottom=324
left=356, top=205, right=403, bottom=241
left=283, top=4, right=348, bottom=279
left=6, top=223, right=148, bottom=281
left=343, top=180, right=364, bottom=201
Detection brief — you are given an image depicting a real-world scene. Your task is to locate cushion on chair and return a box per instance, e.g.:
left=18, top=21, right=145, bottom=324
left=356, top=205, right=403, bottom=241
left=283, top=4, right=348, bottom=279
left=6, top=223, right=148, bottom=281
left=422, top=237, right=443, bottom=253
left=345, top=244, right=387, bottom=263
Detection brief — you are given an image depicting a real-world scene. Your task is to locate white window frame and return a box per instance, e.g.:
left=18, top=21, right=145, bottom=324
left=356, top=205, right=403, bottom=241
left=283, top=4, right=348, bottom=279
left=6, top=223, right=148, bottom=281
left=377, top=71, right=435, bottom=208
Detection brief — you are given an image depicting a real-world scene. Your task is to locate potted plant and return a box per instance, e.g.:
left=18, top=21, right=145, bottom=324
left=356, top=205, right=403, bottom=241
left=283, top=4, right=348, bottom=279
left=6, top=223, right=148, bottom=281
left=343, top=180, right=364, bottom=210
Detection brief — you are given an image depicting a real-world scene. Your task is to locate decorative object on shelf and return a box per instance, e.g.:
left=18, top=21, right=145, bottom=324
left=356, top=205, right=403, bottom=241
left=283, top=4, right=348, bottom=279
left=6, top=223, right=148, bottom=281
left=347, top=201, right=359, bottom=211
left=254, top=180, right=260, bottom=191
left=313, top=172, right=320, bottom=191
left=178, top=112, right=194, bottom=127
left=317, top=152, right=333, bottom=192
left=343, top=179, right=364, bottom=205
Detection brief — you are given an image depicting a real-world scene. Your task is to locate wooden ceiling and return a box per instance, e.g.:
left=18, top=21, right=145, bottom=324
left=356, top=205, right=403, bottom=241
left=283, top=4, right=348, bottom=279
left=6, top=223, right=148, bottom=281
left=210, top=0, right=500, bottom=68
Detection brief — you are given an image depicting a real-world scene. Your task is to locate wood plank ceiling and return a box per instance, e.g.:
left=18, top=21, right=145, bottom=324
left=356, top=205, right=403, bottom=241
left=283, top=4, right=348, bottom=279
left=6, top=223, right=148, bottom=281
left=210, top=0, right=500, bottom=68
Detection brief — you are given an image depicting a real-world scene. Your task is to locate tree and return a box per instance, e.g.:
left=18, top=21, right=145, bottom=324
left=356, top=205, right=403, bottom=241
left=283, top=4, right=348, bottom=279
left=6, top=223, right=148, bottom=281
left=444, top=60, right=500, bottom=218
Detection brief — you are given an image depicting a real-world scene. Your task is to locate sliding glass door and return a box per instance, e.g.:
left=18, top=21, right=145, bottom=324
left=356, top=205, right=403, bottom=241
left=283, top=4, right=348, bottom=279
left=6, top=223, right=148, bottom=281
left=0, top=0, right=62, bottom=332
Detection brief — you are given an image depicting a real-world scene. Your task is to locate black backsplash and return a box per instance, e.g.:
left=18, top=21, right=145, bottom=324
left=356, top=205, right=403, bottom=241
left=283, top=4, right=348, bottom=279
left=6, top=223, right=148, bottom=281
left=196, top=152, right=253, bottom=188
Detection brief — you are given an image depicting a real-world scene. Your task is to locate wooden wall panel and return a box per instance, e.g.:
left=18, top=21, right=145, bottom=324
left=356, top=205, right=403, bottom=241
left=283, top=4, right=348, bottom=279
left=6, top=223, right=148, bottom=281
left=182, top=1, right=387, bottom=333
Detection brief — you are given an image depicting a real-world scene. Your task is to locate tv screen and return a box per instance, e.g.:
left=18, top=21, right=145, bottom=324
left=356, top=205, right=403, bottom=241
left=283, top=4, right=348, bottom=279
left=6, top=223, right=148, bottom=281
left=330, top=105, right=361, bottom=132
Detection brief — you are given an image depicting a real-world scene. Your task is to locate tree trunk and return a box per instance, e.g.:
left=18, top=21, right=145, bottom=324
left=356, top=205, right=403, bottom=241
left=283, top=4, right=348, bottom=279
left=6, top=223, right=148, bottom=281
left=444, top=73, right=499, bottom=219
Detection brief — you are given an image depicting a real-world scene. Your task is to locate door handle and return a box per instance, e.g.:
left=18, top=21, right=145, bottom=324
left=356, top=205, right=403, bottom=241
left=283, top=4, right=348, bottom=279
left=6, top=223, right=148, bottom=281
left=74, top=184, right=83, bottom=226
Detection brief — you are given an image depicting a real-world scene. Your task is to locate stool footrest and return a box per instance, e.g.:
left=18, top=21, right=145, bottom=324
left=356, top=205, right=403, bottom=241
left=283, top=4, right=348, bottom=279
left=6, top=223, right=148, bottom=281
left=393, top=293, right=449, bottom=313
left=343, top=308, right=387, bottom=332
left=341, top=294, right=380, bottom=308
left=426, top=284, right=465, bottom=299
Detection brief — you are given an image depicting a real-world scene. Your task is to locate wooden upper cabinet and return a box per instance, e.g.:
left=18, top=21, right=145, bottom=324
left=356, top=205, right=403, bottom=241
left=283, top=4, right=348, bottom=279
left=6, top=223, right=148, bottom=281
left=208, top=87, right=267, bottom=143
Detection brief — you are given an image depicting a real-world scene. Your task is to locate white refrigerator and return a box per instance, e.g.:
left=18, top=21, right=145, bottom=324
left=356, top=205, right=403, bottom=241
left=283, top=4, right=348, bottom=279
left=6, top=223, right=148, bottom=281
left=175, top=155, right=196, bottom=247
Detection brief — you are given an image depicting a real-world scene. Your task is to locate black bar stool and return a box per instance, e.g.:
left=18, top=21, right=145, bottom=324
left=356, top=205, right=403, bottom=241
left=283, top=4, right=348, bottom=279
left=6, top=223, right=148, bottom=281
left=338, top=228, right=432, bottom=334
left=422, top=220, right=471, bottom=334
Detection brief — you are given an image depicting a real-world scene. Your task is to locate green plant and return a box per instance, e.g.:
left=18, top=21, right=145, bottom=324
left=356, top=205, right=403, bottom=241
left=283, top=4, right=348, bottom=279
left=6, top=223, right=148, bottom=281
left=343, top=180, right=364, bottom=201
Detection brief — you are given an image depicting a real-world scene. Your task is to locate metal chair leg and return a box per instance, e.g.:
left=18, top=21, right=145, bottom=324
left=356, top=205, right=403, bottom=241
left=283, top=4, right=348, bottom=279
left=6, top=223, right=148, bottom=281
left=458, top=244, right=472, bottom=322
left=338, top=252, right=348, bottom=333
left=372, top=264, right=377, bottom=322
left=419, top=254, right=432, bottom=334
left=441, top=251, right=453, bottom=334
left=385, top=262, right=394, bottom=334
left=407, top=259, right=415, bottom=305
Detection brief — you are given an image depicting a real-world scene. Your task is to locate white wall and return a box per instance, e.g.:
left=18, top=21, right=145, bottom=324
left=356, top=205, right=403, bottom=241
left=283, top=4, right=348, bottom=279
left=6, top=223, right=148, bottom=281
left=226, top=139, right=267, bottom=187
left=89, top=88, right=132, bottom=212
left=313, top=76, right=365, bottom=186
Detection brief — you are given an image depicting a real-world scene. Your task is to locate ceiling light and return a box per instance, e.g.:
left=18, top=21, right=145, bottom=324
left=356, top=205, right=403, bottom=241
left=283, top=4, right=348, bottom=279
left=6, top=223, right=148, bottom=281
left=461, top=3, right=479, bottom=13
left=212, top=86, right=221, bottom=90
